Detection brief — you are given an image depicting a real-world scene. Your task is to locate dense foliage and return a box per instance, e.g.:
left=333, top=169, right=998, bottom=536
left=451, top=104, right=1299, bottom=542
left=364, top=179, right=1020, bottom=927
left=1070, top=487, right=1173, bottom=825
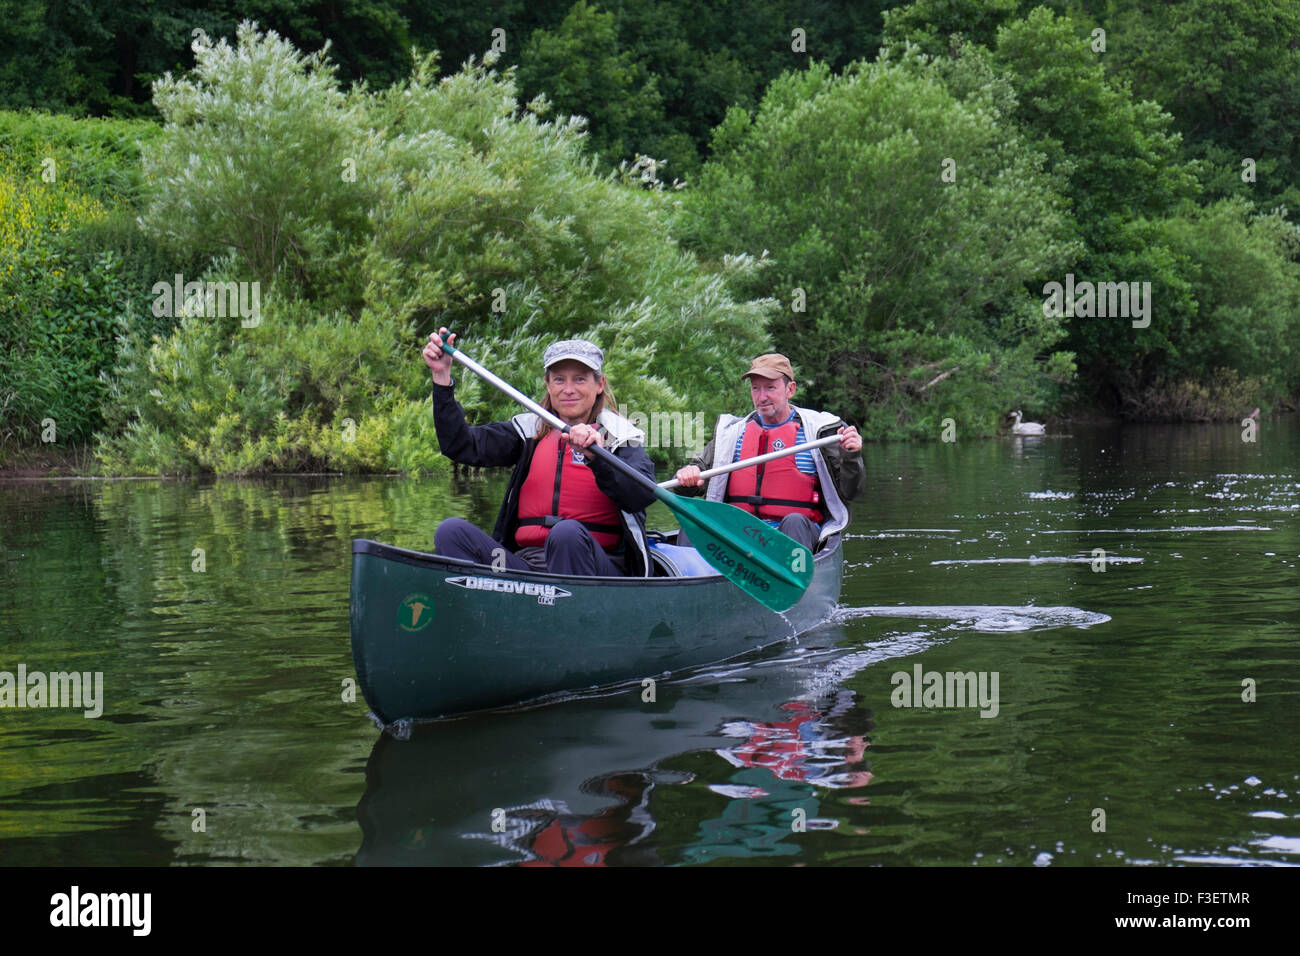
left=2, top=2, right=1298, bottom=471
left=1078, top=0, right=1300, bottom=213
left=885, top=4, right=1300, bottom=416
left=0, top=158, right=124, bottom=446
left=95, top=25, right=772, bottom=474
left=0, top=110, right=189, bottom=453
left=681, top=53, right=1078, bottom=437
left=0, top=1, right=888, bottom=174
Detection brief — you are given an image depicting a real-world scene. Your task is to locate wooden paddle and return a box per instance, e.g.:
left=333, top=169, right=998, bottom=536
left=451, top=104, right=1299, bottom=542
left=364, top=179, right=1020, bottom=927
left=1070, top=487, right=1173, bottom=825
left=434, top=334, right=814, bottom=611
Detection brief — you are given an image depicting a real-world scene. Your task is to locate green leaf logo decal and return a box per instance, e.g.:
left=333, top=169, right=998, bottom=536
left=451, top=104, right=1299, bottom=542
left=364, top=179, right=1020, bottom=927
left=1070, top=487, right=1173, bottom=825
left=398, top=592, right=435, bottom=633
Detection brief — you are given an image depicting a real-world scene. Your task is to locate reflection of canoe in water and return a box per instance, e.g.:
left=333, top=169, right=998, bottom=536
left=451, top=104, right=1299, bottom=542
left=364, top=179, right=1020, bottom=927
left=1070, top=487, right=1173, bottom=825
left=349, top=532, right=843, bottom=723
left=354, top=635, right=871, bottom=866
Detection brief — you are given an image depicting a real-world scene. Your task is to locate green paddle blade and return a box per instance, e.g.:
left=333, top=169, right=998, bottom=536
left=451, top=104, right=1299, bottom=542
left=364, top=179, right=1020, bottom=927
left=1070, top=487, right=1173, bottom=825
left=666, top=493, right=815, bottom=611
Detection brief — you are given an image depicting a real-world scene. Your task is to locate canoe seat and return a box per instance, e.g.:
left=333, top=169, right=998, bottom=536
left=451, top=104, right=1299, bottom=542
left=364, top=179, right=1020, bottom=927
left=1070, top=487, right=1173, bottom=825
left=647, top=542, right=715, bottom=577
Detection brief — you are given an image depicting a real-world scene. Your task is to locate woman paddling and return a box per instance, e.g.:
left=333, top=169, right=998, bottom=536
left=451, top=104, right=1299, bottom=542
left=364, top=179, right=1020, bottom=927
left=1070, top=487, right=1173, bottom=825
left=424, top=329, right=656, bottom=576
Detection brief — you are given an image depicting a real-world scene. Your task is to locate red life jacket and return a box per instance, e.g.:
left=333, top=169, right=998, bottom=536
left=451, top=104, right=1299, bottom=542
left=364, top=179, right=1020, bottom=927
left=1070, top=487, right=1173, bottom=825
left=724, top=418, right=822, bottom=523
left=516, top=429, right=623, bottom=549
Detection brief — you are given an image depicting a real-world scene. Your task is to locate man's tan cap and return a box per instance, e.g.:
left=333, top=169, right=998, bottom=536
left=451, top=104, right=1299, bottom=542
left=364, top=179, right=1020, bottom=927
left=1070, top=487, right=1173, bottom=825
left=742, top=353, right=795, bottom=382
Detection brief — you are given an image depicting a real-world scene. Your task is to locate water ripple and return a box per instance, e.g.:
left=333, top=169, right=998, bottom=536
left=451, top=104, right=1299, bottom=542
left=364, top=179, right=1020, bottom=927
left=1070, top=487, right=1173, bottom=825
left=832, top=604, right=1111, bottom=631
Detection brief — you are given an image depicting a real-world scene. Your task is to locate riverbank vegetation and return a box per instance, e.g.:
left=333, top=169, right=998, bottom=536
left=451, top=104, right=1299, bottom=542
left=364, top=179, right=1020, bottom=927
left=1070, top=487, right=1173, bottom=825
left=1, top=1, right=1297, bottom=473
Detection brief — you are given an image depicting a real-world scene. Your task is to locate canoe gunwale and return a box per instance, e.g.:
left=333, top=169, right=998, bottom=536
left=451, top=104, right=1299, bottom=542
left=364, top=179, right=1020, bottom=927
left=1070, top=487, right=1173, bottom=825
left=352, top=533, right=841, bottom=590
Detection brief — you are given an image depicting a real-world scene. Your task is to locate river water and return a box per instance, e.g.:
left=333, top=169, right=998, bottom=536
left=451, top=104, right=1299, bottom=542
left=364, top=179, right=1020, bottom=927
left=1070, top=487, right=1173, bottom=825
left=1, top=420, right=1296, bottom=866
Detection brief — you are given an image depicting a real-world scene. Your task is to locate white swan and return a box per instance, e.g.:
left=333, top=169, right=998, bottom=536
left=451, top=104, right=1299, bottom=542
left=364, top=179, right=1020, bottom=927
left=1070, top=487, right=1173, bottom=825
left=1009, top=410, right=1046, bottom=435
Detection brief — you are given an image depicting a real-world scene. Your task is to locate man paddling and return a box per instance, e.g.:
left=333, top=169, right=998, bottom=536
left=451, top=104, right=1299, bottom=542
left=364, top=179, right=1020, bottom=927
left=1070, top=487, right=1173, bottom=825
left=425, top=329, right=656, bottom=576
left=673, top=353, right=864, bottom=550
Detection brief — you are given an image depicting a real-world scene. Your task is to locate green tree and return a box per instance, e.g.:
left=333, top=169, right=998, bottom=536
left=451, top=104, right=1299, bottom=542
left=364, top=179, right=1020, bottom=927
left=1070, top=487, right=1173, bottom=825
left=516, top=1, right=668, bottom=169
left=141, top=24, right=373, bottom=303
left=991, top=8, right=1197, bottom=235
left=683, top=54, right=1079, bottom=438
left=986, top=8, right=1298, bottom=413
left=1079, top=0, right=1300, bottom=211
left=882, top=0, right=1022, bottom=56
left=0, top=0, right=417, bottom=117
left=1159, top=200, right=1299, bottom=397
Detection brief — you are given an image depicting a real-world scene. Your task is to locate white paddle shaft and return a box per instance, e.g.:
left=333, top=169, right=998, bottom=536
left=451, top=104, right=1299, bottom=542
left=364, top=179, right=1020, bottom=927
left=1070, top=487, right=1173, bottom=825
left=659, top=434, right=841, bottom=489
left=444, top=343, right=569, bottom=432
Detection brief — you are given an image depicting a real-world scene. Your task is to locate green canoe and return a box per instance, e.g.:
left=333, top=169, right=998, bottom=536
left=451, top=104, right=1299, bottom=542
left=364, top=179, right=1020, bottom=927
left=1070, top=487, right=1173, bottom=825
left=349, top=532, right=843, bottom=724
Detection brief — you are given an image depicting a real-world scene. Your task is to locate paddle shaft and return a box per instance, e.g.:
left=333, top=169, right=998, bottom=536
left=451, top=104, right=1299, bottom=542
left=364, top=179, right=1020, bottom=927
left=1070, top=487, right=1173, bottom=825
left=658, top=434, right=840, bottom=489
left=438, top=337, right=672, bottom=504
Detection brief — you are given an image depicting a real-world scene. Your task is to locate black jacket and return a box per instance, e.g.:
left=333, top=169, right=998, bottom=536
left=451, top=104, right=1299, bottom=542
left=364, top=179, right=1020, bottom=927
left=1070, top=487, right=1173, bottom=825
left=433, top=381, right=658, bottom=575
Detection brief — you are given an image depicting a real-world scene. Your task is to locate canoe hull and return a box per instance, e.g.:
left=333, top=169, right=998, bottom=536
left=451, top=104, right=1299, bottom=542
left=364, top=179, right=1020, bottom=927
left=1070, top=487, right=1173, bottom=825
left=350, top=535, right=842, bottom=723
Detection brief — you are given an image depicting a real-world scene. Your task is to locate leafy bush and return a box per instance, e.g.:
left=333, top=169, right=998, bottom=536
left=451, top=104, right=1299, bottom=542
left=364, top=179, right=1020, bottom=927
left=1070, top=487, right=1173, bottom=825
left=1120, top=368, right=1275, bottom=424
left=0, top=110, right=160, bottom=205
left=141, top=26, right=373, bottom=303
left=98, top=297, right=439, bottom=475
left=1160, top=200, right=1299, bottom=391
left=1068, top=199, right=1300, bottom=415
left=102, top=24, right=773, bottom=473
left=0, top=110, right=192, bottom=453
left=0, top=158, right=128, bottom=446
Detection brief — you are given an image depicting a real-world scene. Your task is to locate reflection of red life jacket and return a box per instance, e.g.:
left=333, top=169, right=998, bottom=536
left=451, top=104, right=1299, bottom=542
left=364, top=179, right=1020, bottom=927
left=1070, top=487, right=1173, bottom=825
left=728, top=701, right=821, bottom=781
left=725, top=419, right=822, bottom=523
left=521, top=815, right=621, bottom=867
left=516, top=429, right=622, bottom=548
